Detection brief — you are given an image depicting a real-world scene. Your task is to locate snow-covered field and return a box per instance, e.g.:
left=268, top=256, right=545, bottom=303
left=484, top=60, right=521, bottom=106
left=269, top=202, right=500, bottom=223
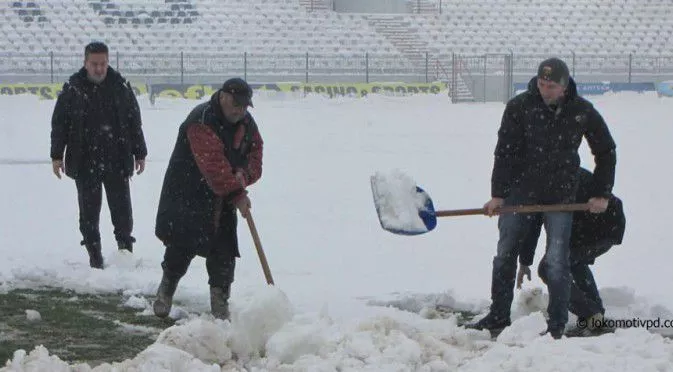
left=1, top=89, right=672, bottom=371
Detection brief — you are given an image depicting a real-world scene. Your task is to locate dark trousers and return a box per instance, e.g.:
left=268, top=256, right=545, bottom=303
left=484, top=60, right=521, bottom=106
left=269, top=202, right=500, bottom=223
left=569, top=263, right=605, bottom=319
left=161, top=243, right=237, bottom=289
left=75, top=170, right=134, bottom=246
left=490, top=199, right=572, bottom=330
left=160, top=209, right=239, bottom=289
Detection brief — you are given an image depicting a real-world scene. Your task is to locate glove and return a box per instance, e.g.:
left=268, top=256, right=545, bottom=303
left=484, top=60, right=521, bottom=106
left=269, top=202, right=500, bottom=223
left=516, top=264, right=531, bottom=289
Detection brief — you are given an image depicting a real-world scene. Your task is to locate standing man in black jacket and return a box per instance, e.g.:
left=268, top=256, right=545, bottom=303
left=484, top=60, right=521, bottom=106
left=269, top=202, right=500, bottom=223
left=50, top=42, right=148, bottom=269
left=516, top=167, right=625, bottom=336
left=467, top=58, right=617, bottom=339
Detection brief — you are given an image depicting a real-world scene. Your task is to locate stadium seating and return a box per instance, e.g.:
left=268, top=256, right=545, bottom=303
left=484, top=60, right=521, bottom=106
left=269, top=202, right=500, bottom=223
left=1, top=0, right=671, bottom=79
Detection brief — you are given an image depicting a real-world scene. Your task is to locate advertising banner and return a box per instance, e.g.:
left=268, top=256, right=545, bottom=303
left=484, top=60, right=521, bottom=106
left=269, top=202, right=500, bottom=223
left=513, top=82, right=656, bottom=96
left=148, top=82, right=448, bottom=100
left=657, top=81, right=673, bottom=97
left=0, top=83, right=148, bottom=99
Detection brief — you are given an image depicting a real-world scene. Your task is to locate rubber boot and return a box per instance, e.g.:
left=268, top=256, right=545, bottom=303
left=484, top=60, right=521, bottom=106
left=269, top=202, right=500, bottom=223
left=153, top=274, right=179, bottom=318
left=210, top=285, right=231, bottom=320
left=85, top=242, right=104, bottom=269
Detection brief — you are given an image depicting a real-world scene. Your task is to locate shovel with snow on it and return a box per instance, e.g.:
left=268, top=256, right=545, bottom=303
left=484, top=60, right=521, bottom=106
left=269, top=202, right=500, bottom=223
left=370, top=170, right=590, bottom=236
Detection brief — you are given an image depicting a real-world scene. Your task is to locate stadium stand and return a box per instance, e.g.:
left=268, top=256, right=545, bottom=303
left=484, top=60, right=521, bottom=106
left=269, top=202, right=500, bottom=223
left=1, top=0, right=672, bottom=101
left=2, top=0, right=671, bottom=60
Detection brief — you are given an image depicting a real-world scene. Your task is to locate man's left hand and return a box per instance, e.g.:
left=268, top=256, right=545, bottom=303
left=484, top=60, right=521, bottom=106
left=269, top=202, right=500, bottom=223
left=135, top=159, right=146, bottom=175
left=587, top=197, right=609, bottom=213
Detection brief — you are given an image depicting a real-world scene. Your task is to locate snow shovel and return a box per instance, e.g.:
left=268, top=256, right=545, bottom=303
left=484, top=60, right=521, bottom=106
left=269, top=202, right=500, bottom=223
left=370, top=172, right=590, bottom=236
left=245, top=210, right=275, bottom=285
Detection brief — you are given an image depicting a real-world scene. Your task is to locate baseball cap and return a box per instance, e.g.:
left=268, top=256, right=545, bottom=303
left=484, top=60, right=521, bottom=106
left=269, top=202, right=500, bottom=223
left=221, top=77, right=253, bottom=107
left=537, top=57, right=570, bottom=86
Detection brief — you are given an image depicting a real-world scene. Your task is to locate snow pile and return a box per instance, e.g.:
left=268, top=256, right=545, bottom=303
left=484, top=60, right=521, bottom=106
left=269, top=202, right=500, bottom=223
left=2, top=347, right=81, bottom=372
left=5, top=292, right=673, bottom=371
left=461, top=327, right=673, bottom=372
left=153, top=285, right=294, bottom=365
left=156, top=317, right=233, bottom=364
left=265, top=314, right=332, bottom=364
left=97, top=343, right=222, bottom=371
left=495, top=311, right=548, bottom=345
left=229, top=286, right=294, bottom=360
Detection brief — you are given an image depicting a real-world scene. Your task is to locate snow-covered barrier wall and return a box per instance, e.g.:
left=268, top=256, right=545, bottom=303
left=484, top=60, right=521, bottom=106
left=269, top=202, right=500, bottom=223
left=0, top=82, right=448, bottom=100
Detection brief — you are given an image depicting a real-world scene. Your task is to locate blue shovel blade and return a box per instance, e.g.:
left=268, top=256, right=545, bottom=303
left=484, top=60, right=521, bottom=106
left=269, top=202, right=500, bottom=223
left=416, top=186, right=437, bottom=233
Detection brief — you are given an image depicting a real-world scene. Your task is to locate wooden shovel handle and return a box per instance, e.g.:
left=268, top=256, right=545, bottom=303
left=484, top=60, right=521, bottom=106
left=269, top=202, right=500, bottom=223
left=245, top=210, right=275, bottom=285
left=435, top=203, right=590, bottom=217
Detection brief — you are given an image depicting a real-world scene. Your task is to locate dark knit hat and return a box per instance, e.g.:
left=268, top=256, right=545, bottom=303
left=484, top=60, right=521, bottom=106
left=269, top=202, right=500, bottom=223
left=537, top=58, right=570, bottom=86
left=221, top=77, right=253, bottom=107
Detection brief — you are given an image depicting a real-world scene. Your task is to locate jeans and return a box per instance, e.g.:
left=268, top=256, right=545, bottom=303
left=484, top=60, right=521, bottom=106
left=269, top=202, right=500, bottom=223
left=490, top=199, right=572, bottom=330
left=539, top=212, right=573, bottom=329
left=539, top=241, right=611, bottom=320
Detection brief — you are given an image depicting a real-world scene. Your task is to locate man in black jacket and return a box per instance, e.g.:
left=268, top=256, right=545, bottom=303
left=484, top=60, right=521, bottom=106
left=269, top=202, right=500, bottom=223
left=153, top=78, right=263, bottom=320
left=468, top=58, right=617, bottom=339
left=50, top=42, right=147, bottom=269
left=516, top=167, right=625, bottom=336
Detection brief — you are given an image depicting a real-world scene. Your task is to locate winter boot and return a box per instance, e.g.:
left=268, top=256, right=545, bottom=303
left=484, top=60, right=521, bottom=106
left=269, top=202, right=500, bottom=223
left=565, top=312, right=610, bottom=337
left=153, top=274, right=179, bottom=318
left=210, top=285, right=231, bottom=320
left=540, top=325, right=564, bottom=339
left=465, top=312, right=511, bottom=336
left=117, top=237, right=135, bottom=253
left=117, top=241, right=133, bottom=253
left=84, top=241, right=104, bottom=269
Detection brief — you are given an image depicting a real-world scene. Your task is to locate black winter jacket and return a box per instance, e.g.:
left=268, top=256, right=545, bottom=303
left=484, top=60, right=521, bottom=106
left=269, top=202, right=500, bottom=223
left=50, top=67, right=147, bottom=179
left=519, top=168, right=626, bottom=265
left=155, top=93, right=263, bottom=257
left=491, top=77, right=616, bottom=204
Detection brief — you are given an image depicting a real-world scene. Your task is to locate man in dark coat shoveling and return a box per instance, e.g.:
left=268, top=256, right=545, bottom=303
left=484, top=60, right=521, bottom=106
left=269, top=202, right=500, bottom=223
left=468, top=57, right=617, bottom=339
left=153, top=78, right=263, bottom=320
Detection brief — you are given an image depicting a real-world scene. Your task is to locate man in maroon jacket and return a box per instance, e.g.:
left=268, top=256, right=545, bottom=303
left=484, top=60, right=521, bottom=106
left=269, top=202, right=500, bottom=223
left=153, top=78, right=263, bottom=320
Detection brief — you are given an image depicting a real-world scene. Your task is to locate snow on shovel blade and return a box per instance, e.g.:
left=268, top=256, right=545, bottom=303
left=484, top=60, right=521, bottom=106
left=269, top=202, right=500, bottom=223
left=370, top=170, right=437, bottom=235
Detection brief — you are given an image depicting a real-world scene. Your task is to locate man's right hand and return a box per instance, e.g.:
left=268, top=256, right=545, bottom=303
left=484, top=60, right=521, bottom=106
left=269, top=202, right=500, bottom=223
left=483, top=197, right=504, bottom=216
left=234, top=169, right=247, bottom=188
left=52, top=160, right=64, bottom=179
left=516, top=265, right=531, bottom=289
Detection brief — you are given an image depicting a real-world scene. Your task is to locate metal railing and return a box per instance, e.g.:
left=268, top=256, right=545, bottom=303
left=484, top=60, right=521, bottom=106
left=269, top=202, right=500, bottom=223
left=0, top=51, right=432, bottom=84
left=1, top=51, right=672, bottom=102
